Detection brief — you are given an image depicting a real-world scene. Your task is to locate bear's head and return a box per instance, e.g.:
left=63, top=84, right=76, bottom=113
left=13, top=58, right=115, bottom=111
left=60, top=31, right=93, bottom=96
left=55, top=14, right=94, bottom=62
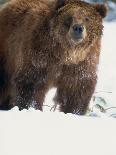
left=50, top=0, right=107, bottom=63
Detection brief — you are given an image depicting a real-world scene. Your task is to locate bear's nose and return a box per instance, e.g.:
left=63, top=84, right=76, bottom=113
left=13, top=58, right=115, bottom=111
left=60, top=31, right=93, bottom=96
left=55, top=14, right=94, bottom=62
left=72, top=24, right=84, bottom=35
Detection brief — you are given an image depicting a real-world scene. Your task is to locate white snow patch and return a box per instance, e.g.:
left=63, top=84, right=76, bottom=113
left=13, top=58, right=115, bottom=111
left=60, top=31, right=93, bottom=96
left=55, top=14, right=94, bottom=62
left=1, top=112, right=116, bottom=155
left=96, top=22, right=116, bottom=96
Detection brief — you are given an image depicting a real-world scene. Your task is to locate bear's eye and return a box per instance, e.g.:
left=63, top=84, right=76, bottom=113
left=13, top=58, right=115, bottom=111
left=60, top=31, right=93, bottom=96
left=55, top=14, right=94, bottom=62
left=64, top=16, right=72, bottom=28
left=85, top=17, right=90, bottom=22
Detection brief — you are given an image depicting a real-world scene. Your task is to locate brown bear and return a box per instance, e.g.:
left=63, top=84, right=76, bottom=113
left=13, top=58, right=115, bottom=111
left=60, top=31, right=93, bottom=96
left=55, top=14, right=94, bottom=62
left=0, top=0, right=107, bottom=114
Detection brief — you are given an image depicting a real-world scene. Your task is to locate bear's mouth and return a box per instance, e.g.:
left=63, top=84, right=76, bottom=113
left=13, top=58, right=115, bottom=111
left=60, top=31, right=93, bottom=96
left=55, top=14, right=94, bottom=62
left=71, top=35, right=83, bottom=44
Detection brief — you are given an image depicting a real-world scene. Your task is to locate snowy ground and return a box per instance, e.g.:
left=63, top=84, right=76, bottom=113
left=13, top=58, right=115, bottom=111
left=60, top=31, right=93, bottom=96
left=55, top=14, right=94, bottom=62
left=0, top=22, right=116, bottom=155
left=89, top=22, right=116, bottom=117
left=1, top=112, right=116, bottom=155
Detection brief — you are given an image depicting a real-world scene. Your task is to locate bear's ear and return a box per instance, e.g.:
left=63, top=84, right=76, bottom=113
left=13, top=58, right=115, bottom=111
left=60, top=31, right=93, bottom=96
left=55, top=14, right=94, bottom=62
left=94, top=4, right=108, bottom=18
left=55, top=0, right=68, bottom=10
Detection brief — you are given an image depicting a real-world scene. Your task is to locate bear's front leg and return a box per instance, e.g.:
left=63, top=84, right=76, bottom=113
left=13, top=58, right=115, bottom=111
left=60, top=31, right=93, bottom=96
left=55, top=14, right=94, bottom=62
left=54, top=65, right=97, bottom=115
left=14, top=65, right=44, bottom=111
left=15, top=80, right=35, bottom=110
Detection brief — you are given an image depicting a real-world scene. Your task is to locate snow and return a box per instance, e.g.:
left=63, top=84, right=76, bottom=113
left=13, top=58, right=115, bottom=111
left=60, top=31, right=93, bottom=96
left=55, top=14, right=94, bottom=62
left=97, top=22, right=116, bottom=94
left=1, top=112, right=116, bottom=155
left=89, top=22, right=116, bottom=117
left=0, top=22, right=116, bottom=155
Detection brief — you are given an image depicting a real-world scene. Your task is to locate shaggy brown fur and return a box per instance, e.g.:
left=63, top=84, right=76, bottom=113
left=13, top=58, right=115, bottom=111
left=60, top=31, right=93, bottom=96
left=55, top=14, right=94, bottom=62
left=0, top=0, right=107, bottom=114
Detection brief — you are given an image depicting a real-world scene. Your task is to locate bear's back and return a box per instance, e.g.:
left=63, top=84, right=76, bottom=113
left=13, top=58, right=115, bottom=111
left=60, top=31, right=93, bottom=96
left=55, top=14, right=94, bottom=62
left=0, top=0, right=52, bottom=73
left=0, top=0, right=51, bottom=39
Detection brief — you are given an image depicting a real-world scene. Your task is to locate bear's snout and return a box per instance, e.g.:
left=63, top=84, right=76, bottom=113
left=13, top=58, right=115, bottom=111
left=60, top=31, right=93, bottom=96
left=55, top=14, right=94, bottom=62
left=72, top=24, right=84, bottom=36
left=69, top=23, right=86, bottom=44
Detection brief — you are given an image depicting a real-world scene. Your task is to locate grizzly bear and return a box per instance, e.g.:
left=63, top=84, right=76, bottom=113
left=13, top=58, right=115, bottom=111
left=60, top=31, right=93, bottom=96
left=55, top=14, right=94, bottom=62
left=0, top=0, right=107, bottom=114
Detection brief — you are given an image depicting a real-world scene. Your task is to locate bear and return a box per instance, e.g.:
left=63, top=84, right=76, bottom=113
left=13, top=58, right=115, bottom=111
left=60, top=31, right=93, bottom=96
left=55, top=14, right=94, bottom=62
left=0, top=0, right=107, bottom=114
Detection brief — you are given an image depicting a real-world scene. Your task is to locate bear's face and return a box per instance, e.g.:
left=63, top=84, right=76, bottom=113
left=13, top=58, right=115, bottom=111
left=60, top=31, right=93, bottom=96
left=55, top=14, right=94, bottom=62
left=50, top=0, right=107, bottom=63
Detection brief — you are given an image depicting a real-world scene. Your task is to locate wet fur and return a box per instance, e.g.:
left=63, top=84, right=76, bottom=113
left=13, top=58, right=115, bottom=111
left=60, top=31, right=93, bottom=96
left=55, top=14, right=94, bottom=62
left=0, top=0, right=106, bottom=114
